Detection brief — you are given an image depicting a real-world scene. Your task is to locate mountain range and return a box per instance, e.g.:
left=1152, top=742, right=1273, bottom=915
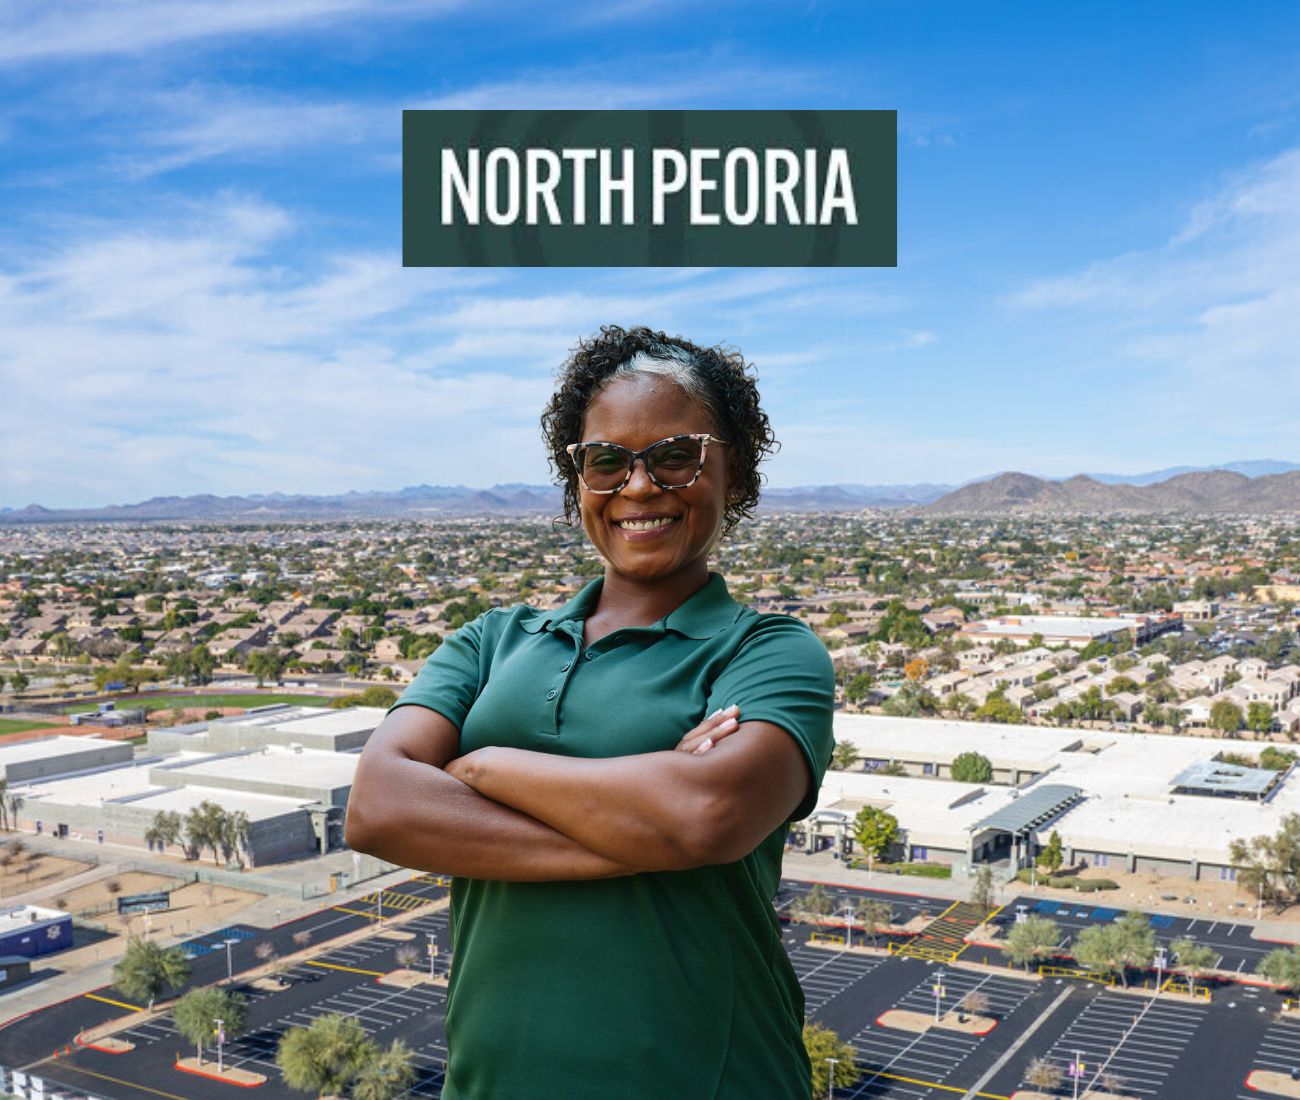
left=2, top=460, right=1298, bottom=522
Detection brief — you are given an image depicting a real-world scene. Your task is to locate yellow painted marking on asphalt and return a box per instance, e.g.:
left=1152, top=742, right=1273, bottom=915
left=869, top=1068, right=1010, bottom=1098
left=305, top=959, right=385, bottom=977
left=84, top=992, right=143, bottom=1011
left=333, top=904, right=382, bottom=919
left=49, top=1063, right=192, bottom=1100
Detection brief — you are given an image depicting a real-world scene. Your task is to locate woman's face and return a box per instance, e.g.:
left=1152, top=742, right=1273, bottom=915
left=577, top=373, right=730, bottom=588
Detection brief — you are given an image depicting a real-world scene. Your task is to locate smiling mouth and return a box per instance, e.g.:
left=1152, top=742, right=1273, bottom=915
left=613, top=516, right=679, bottom=531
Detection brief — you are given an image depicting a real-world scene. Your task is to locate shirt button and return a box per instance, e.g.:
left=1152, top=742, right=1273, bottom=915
left=561, top=661, right=571, bottom=672
left=546, top=689, right=557, bottom=700
left=585, top=652, right=596, bottom=661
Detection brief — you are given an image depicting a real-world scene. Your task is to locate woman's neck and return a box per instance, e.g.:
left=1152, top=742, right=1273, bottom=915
left=591, top=562, right=712, bottom=631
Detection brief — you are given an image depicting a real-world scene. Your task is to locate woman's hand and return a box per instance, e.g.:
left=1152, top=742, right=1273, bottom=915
left=674, top=704, right=740, bottom=755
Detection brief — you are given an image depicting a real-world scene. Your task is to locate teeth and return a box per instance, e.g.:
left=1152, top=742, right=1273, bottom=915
left=617, top=517, right=675, bottom=531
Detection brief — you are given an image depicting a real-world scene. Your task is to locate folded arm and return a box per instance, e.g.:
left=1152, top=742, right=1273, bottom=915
left=444, top=720, right=811, bottom=870
left=344, top=705, right=646, bottom=881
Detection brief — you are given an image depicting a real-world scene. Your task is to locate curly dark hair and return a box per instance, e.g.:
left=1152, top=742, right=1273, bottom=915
left=541, top=325, right=778, bottom=534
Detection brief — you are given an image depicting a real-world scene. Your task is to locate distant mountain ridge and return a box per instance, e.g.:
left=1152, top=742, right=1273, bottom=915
left=3, top=460, right=1298, bottom=521
left=923, top=470, right=1300, bottom=515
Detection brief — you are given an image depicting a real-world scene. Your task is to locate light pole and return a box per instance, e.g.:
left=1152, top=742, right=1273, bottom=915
left=826, top=1056, right=838, bottom=1099
left=1070, top=1049, right=1084, bottom=1100
left=933, top=970, right=945, bottom=1023
left=842, top=905, right=855, bottom=950
left=214, top=1017, right=225, bottom=1073
left=428, top=935, right=438, bottom=980
left=1258, top=878, right=1265, bottom=920
left=224, top=938, right=239, bottom=985
left=1154, top=946, right=1168, bottom=994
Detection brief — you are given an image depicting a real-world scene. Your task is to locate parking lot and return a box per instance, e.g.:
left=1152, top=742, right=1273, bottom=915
left=8, top=876, right=1300, bottom=1100
left=1005, top=894, right=1274, bottom=976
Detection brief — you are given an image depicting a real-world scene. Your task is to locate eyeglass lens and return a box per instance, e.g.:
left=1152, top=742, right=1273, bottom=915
left=578, top=437, right=704, bottom=491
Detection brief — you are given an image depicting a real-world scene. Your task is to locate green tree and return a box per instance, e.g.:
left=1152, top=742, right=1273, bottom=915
left=1036, top=830, right=1065, bottom=874
left=329, top=686, right=399, bottom=710
left=793, top=883, right=834, bottom=923
left=9, top=670, right=28, bottom=695
left=1210, top=700, right=1244, bottom=736
left=882, top=680, right=938, bottom=717
left=803, top=1021, right=861, bottom=1100
left=1072, top=923, right=1127, bottom=985
left=844, top=671, right=875, bottom=706
left=852, top=806, right=899, bottom=862
left=973, top=691, right=1024, bottom=725
left=950, top=751, right=993, bottom=784
left=1229, top=813, right=1300, bottom=912
left=971, top=864, right=996, bottom=910
left=276, top=1014, right=377, bottom=1097
left=244, top=647, right=287, bottom=688
left=1260, top=946, right=1300, bottom=991
left=1105, top=675, right=1139, bottom=696
left=854, top=897, right=893, bottom=945
left=1260, top=746, right=1297, bottom=771
left=351, top=1040, right=417, bottom=1100
left=1005, top=915, right=1060, bottom=972
left=831, top=740, right=859, bottom=771
left=1170, top=938, right=1217, bottom=998
left=112, top=936, right=191, bottom=1010
left=144, top=809, right=183, bottom=853
left=185, top=800, right=229, bottom=865
left=172, top=986, right=247, bottom=1063
left=1247, top=702, right=1275, bottom=735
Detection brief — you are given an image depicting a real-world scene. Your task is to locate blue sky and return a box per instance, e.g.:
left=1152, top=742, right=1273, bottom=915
left=3, top=1, right=1299, bottom=508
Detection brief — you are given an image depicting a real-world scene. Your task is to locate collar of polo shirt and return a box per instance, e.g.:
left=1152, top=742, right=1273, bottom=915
left=518, top=571, right=743, bottom=640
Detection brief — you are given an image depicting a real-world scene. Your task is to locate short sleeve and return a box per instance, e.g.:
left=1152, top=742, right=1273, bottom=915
left=704, top=615, right=834, bottom=822
left=389, top=610, right=491, bottom=731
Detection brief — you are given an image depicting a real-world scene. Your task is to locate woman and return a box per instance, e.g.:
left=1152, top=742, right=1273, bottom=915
left=345, top=325, right=834, bottom=1099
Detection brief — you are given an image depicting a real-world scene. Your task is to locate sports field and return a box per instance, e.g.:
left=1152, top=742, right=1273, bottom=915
left=60, top=693, right=334, bottom=715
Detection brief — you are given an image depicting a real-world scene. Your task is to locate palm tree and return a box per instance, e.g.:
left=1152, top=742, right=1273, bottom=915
left=351, top=1040, right=416, bottom=1100
left=276, top=1014, right=376, bottom=1097
left=112, top=936, right=191, bottom=1011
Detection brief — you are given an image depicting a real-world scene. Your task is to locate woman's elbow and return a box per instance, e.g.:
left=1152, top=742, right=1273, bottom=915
left=670, top=792, right=754, bottom=867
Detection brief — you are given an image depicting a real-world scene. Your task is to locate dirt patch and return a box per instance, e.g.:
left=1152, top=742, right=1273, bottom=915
left=176, top=1057, right=266, bottom=1086
left=0, top=852, right=94, bottom=897
left=377, top=967, right=446, bottom=988
left=878, top=1008, right=995, bottom=1036
left=1247, top=1070, right=1300, bottom=1097
left=1020, top=865, right=1287, bottom=924
left=375, top=929, right=416, bottom=941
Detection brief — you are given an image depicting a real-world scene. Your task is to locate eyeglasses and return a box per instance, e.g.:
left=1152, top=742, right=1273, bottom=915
left=565, top=433, right=728, bottom=494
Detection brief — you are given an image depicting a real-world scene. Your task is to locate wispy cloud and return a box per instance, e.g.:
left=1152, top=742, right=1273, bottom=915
left=1008, top=147, right=1300, bottom=441
left=0, top=196, right=900, bottom=506
left=0, top=0, right=460, bottom=67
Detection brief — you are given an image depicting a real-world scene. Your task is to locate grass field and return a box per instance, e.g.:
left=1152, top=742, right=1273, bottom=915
left=60, top=693, right=334, bottom=715
left=0, top=718, right=57, bottom=735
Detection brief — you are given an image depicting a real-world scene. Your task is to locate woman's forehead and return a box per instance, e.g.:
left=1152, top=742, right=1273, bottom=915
left=581, top=374, right=714, bottom=440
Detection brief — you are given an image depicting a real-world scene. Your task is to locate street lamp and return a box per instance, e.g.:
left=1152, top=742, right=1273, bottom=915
left=826, top=1056, right=838, bottom=1099
left=1154, top=946, right=1168, bottom=994
left=224, top=938, right=239, bottom=985
left=842, top=905, right=855, bottom=950
left=214, top=1016, right=225, bottom=1073
left=428, top=934, right=438, bottom=980
left=933, top=970, right=945, bottom=1023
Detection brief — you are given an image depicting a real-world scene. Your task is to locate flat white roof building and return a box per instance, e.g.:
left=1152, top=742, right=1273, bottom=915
left=821, top=714, right=1300, bottom=878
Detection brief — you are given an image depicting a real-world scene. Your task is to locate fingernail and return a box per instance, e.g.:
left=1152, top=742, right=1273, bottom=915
left=694, top=738, right=714, bottom=754
left=717, top=717, right=737, bottom=733
left=708, top=708, right=723, bottom=719
left=724, top=704, right=739, bottom=715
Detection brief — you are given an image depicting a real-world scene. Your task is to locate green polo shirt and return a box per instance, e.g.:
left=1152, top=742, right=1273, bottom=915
left=392, top=572, right=834, bottom=1100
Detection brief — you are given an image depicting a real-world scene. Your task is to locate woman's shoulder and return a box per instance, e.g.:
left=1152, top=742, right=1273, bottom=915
left=729, top=607, right=833, bottom=666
